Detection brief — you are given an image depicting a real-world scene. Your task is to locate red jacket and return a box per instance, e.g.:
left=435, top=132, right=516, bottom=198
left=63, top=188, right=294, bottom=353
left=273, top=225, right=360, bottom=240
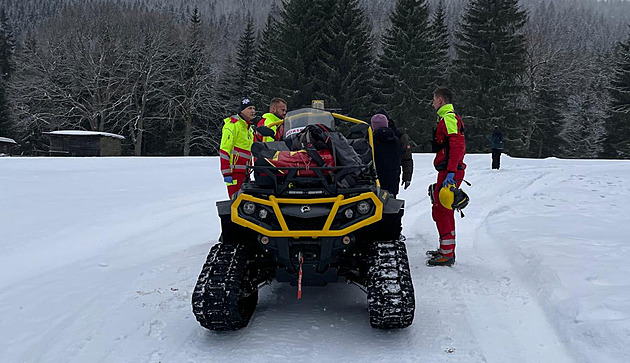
left=433, top=104, right=466, bottom=172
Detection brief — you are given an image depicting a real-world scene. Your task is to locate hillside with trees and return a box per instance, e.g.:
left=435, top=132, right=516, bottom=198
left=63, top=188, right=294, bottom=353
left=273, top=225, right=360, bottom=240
left=0, top=0, right=628, bottom=158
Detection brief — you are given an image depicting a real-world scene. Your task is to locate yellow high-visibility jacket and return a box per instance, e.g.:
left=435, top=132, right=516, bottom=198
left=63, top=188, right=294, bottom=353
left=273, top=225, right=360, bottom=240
left=255, top=112, right=282, bottom=142
left=219, top=115, right=254, bottom=176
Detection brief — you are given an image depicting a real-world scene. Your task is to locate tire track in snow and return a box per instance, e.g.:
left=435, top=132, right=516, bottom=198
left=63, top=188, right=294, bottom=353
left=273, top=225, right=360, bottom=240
left=400, top=165, right=574, bottom=362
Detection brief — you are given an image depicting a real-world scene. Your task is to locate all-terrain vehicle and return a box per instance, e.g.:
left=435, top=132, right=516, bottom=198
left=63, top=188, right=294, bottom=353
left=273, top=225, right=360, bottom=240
left=192, top=106, right=415, bottom=330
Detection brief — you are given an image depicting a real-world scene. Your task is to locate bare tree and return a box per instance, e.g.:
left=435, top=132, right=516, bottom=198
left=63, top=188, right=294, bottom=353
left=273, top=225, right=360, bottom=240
left=10, top=5, right=135, bottom=133
left=168, top=7, right=223, bottom=156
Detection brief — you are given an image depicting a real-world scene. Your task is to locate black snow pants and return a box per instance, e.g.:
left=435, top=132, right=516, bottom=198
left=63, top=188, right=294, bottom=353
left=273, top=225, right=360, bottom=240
left=491, top=148, right=501, bottom=170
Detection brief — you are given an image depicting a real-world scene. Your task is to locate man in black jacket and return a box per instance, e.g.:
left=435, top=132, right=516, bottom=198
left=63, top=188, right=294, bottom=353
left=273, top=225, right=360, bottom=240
left=371, top=114, right=403, bottom=197
left=375, top=109, right=413, bottom=190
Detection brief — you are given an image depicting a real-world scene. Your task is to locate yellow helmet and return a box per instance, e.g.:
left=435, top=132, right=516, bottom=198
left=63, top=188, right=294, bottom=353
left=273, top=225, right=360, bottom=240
left=439, top=182, right=469, bottom=211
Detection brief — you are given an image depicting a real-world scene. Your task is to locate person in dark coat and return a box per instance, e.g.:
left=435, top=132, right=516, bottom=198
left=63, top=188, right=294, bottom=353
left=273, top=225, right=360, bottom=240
left=375, top=108, right=413, bottom=190
left=371, top=113, right=403, bottom=197
left=488, top=126, right=504, bottom=170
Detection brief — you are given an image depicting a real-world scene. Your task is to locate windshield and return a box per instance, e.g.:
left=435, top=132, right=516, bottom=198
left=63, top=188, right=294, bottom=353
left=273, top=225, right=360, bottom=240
left=283, top=108, right=335, bottom=138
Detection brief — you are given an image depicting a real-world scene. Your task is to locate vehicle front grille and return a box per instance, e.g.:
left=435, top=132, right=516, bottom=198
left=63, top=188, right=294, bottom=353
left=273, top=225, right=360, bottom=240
left=284, top=215, right=329, bottom=230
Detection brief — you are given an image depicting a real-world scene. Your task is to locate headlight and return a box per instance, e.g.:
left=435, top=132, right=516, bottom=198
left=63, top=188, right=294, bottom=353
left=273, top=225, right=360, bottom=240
left=344, top=208, right=354, bottom=219
left=243, top=201, right=256, bottom=215
left=357, top=201, right=371, bottom=214
left=258, top=208, right=268, bottom=219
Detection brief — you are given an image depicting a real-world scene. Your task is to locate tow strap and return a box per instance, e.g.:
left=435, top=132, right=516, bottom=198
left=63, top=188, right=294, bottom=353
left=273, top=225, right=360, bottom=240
left=298, top=251, right=304, bottom=300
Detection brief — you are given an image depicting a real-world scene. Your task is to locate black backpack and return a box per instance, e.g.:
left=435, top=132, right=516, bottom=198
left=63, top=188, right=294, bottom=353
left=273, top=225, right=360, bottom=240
left=290, top=124, right=333, bottom=151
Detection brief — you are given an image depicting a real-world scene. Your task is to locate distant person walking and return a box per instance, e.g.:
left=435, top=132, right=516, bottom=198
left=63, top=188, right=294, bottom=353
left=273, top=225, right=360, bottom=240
left=371, top=113, right=403, bottom=197
left=374, top=108, right=413, bottom=191
left=427, top=87, right=466, bottom=267
left=488, top=126, right=504, bottom=170
left=219, top=98, right=256, bottom=198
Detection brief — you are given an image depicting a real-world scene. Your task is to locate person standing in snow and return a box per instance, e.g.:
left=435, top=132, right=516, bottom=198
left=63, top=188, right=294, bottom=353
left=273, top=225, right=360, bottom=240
left=488, top=125, right=504, bottom=170
left=374, top=108, right=413, bottom=190
left=371, top=113, right=403, bottom=197
left=219, top=98, right=256, bottom=199
left=254, top=97, right=288, bottom=142
left=427, top=87, right=466, bottom=267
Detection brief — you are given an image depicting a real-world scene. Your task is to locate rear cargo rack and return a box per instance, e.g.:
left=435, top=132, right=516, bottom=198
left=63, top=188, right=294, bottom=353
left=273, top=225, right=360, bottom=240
left=245, top=164, right=375, bottom=196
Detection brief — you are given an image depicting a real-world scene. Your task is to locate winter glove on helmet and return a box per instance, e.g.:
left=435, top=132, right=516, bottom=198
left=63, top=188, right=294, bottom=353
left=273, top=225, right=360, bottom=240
left=442, top=172, right=455, bottom=187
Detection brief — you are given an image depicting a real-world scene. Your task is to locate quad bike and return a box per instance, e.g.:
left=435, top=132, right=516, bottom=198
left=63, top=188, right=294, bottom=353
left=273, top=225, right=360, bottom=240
left=192, top=106, right=415, bottom=330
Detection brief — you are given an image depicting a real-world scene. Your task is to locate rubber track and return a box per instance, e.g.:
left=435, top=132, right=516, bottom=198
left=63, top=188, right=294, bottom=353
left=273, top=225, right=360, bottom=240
left=191, top=242, right=258, bottom=331
left=367, top=240, right=415, bottom=329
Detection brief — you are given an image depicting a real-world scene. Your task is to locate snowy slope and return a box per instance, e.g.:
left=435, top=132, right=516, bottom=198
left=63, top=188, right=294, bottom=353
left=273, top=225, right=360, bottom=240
left=0, top=155, right=628, bottom=363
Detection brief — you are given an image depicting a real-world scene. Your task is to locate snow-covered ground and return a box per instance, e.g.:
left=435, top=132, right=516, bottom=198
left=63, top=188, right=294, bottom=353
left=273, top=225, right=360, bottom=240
left=1, top=155, right=628, bottom=363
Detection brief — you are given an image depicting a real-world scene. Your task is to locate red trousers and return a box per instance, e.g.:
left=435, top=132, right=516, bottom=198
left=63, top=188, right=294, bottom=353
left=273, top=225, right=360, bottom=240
left=432, top=169, right=465, bottom=257
left=226, top=173, right=246, bottom=199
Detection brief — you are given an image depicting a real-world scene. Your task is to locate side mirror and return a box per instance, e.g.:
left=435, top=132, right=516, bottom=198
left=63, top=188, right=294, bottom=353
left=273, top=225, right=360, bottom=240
left=256, top=126, right=275, bottom=138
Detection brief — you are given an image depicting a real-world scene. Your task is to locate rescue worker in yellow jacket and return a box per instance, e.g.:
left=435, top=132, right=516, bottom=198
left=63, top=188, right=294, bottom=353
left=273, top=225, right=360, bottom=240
left=254, top=97, right=287, bottom=142
left=219, top=98, right=256, bottom=198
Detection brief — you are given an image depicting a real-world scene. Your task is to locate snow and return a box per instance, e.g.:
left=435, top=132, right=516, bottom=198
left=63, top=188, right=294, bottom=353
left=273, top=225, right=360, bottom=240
left=0, top=136, right=17, bottom=144
left=1, top=154, right=629, bottom=363
left=0, top=137, right=17, bottom=144
left=45, top=130, right=126, bottom=139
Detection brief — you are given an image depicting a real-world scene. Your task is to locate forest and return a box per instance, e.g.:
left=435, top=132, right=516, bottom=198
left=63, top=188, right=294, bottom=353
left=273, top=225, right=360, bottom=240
left=0, top=0, right=629, bottom=158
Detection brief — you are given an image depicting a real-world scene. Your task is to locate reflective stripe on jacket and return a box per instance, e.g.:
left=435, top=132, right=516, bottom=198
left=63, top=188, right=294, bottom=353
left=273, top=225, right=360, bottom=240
left=219, top=115, right=254, bottom=176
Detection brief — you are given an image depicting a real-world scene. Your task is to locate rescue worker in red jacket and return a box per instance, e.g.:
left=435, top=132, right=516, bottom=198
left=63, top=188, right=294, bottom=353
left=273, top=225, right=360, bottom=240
left=254, top=97, right=288, bottom=142
left=427, top=87, right=466, bottom=266
left=219, top=98, right=256, bottom=198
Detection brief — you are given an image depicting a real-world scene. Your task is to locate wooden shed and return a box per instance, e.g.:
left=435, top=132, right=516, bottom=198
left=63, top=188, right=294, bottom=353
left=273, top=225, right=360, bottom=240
left=0, top=136, right=17, bottom=155
left=44, top=130, right=125, bottom=156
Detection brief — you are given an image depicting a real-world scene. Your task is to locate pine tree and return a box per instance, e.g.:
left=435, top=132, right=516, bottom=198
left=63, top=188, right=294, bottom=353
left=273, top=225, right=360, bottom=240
left=235, top=15, right=257, bottom=100
left=276, top=0, right=325, bottom=108
left=0, top=9, right=15, bottom=137
left=0, top=9, right=15, bottom=79
left=529, top=65, right=565, bottom=158
left=178, top=7, right=206, bottom=156
left=376, top=0, right=437, bottom=150
left=218, top=14, right=258, bottom=113
left=314, top=0, right=375, bottom=117
left=561, top=90, right=606, bottom=158
left=453, top=0, right=528, bottom=153
left=606, top=26, right=630, bottom=158
left=431, top=0, right=450, bottom=87
left=252, top=5, right=288, bottom=108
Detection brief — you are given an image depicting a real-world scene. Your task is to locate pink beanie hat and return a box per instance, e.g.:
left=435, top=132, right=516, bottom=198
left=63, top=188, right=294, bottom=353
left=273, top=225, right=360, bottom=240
left=371, top=114, right=388, bottom=131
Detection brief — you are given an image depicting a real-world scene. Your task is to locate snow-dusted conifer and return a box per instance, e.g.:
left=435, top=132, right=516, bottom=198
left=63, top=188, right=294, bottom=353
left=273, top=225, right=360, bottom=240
left=276, top=0, right=323, bottom=108
left=252, top=5, right=288, bottom=108
left=0, top=9, right=15, bottom=79
left=171, top=7, right=223, bottom=156
left=0, top=9, right=15, bottom=136
left=235, top=15, right=257, bottom=100
left=376, top=0, right=436, bottom=150
left=561, top=90, right=606, bottom=158
left=314, top=0, right=375, bottom=117
left=453, top=0, right=528, bottom=153
left=217, top=14, right=258, bottom=113
left=606, top=27, right=630, bottom=158
left=430, top=0, right=450, bottom=87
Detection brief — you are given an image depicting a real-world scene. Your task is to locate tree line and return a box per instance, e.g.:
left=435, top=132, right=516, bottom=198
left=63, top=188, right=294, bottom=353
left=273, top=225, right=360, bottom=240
left=0, top=0, right=629, bottom=158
